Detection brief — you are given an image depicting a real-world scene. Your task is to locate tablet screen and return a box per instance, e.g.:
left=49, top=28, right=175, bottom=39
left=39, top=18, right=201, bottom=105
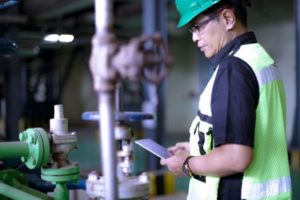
left=135, top=139, right=170, bottom=159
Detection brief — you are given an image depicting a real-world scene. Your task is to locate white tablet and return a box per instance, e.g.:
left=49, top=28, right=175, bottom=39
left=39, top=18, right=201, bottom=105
left=135, top=139, right=170, bottom=159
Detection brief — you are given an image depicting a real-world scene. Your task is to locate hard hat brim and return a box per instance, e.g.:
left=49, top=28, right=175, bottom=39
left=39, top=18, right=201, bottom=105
left=176, top=0, right=221, bottom=28
left=177, top=8, right=204, bottom=28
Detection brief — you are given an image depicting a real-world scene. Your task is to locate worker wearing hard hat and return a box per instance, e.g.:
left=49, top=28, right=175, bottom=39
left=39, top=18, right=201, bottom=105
left=161, top=0, right=291, bottom=199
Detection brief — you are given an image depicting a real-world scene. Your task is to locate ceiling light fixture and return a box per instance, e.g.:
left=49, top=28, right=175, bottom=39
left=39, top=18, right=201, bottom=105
left=59, top=34, right=74, bottom=43
left=43, top=34, right=74, bottom=43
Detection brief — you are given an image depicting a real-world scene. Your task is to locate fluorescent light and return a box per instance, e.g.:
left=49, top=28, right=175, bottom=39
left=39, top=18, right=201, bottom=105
left=43, top=34, right=74, bottom=43
left=43, top=34, right=59, bottom=42
left=59, top=34, right=74, bottom=43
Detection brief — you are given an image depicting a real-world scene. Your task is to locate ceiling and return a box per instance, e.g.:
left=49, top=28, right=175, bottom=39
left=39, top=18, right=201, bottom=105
left=0, top=0, right=178, bottom=58
left=0, top=0, right=293, bottom=58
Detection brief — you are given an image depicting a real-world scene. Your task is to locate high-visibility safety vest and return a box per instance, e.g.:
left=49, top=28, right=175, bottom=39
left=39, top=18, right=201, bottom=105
left=187, top=43, right=292, bottom=200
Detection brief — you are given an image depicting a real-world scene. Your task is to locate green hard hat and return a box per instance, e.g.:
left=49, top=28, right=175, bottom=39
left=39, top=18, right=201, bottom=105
left=175, top=0, right=222, bottom=28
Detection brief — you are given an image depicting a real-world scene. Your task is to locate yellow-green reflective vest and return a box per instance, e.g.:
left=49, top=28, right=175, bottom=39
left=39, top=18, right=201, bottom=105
left=188, top=43, right=291, bottom=200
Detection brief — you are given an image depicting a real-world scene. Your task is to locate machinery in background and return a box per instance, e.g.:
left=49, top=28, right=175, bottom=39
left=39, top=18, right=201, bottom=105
left=0, top=82, right=168, bottom=200
left=0, top=0, right=172, bottom=199
left=89, top=1, right=172, bottom=199
left=41, top=105, right=79, bottom=200
left=0, top=27, right=171, bottom=200
left=0, top=104, right=79, bottom=200
left=83, top=83, right=154, bottom=199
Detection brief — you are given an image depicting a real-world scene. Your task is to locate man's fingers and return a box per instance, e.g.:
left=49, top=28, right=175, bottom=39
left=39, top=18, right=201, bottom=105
left=160, top=159, right=167, bottom=165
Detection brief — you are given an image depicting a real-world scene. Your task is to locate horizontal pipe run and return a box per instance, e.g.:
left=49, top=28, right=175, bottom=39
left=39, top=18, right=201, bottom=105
left=0, top=141, right=29, bottom=160
left=0, top=181, right=46, bottom=200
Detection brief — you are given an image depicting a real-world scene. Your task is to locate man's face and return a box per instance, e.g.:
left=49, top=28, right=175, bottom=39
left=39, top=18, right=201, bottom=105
left=189, top=12, right=227, bottom=58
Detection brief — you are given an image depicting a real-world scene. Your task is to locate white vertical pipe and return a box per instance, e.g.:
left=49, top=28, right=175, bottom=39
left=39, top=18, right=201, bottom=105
left=98, top=93, right=117, bottom=200
left=95, top=0, right=112, bottom=35
left=94, top=0, right=118, bottom=199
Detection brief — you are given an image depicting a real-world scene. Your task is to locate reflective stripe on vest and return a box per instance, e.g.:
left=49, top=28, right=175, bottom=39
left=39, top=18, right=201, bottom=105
left=255, top=64, right=282, bottom=86
left=242, top=176, right=291, bottom=200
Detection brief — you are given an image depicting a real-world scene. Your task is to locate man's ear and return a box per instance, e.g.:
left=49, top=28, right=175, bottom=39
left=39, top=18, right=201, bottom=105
left=220, top=9, right=236, bottom=30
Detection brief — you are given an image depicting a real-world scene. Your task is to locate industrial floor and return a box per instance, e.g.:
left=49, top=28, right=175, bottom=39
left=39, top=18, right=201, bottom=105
left=68, top=125, right=300, bottom=200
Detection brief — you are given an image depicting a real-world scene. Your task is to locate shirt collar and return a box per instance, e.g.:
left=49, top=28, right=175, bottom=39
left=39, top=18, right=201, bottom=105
left=209, top=31, right=257, bottom=67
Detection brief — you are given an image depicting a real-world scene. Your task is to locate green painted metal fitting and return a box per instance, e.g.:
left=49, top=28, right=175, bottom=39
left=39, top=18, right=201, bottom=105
left=2, top=174, right=9, bottom=182
left=42, top=165, right=80, bottom=200
left=19, top=132, right=28, bottom=141
left=53, top=183, right=68, bottom=200
left=0, top=169, right=28, bottom=186
left=0, top=141, right=28, bottom=160
left=29, top=135, right=36, bottom=144
left=41, top=165, right=80, bottom=183
left=21, top=157, right=27, bottom=163
left=19, top=128, right=50, bottom=169
left=0, top=169, right=53, bottom=200
left=18, top=173, right=26, bottom=181
left=31, top=158, right=36, bottom=166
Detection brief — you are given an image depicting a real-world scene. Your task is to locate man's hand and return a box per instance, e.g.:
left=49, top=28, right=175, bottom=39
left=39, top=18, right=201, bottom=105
left=160, top=143, right=253, bottom=177
left=160, top=149, right=189, bottom=176
left=167, top=142, right=190, bottom=155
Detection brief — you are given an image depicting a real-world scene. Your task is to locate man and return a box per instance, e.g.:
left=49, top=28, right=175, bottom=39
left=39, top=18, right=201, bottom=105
left=160, top=0, right=292, bottom=199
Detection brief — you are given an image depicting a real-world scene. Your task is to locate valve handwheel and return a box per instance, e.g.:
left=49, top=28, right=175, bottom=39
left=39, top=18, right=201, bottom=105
left=141, top=34, right=172, bottom=84
left=82, top=111, right=153, bottom=122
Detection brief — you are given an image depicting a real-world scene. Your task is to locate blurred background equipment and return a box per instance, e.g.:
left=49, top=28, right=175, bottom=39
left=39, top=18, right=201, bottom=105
left=0, top=0, right=299, bottom=199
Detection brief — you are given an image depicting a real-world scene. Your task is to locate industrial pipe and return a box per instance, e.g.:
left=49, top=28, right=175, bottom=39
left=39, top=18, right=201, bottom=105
left=98, top=92, right=117, bottom=199
left=53, top=183, right=68, bottom=200
left=0, top=141, right=28, bottom=159
left=11, top=179, right=53, bottom=200
left=93, top=0, right=118, bottom=199
left=0, top=181, right=50, bottom=200
left=95, top=0, right=112, bottom=35
left=90, top=0, right=172, bottom=199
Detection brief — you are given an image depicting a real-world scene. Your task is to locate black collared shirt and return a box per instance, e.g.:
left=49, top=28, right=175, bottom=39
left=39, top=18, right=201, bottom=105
left=208, top=32, right=259, bottom=200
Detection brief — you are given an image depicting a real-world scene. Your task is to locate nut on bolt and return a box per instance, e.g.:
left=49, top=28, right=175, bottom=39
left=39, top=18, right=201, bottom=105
left=19, top=132, right=27, bottom=141
left=29, top=135, right=36, bottom=144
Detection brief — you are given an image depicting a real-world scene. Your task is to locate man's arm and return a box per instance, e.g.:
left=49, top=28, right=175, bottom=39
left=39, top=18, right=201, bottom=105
left=161, top=143, right=252, bottom=177
left=188, top=144, right=253, bottom=177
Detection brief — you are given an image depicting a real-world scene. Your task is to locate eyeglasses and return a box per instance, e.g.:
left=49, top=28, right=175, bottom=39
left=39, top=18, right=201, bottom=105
left=188, top=5, right=230, bottom=35
left=188, top=13, right=219, bottom=34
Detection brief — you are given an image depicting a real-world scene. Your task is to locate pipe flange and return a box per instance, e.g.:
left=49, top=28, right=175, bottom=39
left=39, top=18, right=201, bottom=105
left=19, top=128, right=50, bottom=169
left=41, top=164, right=80, bottom=183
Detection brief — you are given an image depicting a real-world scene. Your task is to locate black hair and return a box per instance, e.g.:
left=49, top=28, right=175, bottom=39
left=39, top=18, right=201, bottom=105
left=203, top=0, right=251, bottom=27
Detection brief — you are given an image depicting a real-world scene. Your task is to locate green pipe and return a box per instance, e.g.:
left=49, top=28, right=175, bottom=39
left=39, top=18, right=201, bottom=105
left=54, top=183, right=69, bottom=200
left=0, top=181, right=44, bottom=200
left=12, top=179, right=53, bottom=200
left=0, top=141, right=29, bottom=159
